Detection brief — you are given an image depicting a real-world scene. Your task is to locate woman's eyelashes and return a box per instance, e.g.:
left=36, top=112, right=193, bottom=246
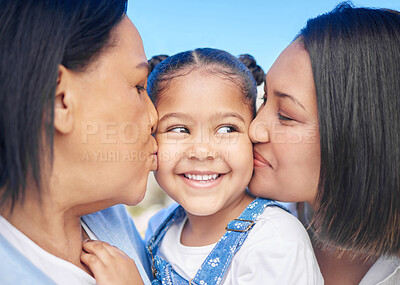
left=259, top=93, right=268, bottom=105
left=278, top=112, right=294, bottom=122
left=260, top=92, right=296, bottom=124
left=136, top=84, right=146, bottom=95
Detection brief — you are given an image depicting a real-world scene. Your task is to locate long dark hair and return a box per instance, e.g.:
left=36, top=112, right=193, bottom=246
left=0, top=0, right=127, bottom=209
left=300, top=2, right=400, bottom=257
left=147, top=48, right=257, bottom=115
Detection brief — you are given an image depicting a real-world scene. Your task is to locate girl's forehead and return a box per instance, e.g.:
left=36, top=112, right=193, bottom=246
left=156, top=72, right=253, bottom=123
left=159, top=70, right=239, bottom=102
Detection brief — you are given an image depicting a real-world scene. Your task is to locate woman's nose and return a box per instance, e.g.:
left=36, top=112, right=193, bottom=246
left=249, top=111, right=270, bottom=143
left=145, top=93, right=158, bottom=134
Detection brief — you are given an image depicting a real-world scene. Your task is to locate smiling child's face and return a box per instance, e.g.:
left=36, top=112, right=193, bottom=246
left=154, top=69, right=254, bottom=216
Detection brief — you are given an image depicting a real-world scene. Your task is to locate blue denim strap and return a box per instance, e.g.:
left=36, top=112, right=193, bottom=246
left=147, top=198, right=289, bottom=285
left=151, top=257, right=189, bottom=285
left=147, top=205, right=186, bottom=282
left=190, top=198, right=287, bottom=285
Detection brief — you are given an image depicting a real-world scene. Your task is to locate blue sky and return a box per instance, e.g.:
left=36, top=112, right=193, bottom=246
left=128, top=0, right=400, bottom=72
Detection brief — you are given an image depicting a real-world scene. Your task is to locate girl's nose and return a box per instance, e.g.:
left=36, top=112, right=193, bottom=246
left=187, top=149, right=215, bottom=161
left=186, top=129, right=216, bottom=161
left=249, top=112, right=270, bottom=143
left=187, top=140, right=216, bottom=161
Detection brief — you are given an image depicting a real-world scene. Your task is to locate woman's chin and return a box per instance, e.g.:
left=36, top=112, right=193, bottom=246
left=116, top=177, right=148, bottom=206
left=248, top=180, right=278, bottom=200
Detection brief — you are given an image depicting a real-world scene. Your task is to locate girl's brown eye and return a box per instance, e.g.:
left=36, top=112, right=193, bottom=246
left=169, top=126, right=189, bottom=134
left=216, top=125, right=238, bottom=134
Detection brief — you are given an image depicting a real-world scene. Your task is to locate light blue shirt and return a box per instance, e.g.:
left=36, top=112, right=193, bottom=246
left=0, top=204, right=151, bottom=284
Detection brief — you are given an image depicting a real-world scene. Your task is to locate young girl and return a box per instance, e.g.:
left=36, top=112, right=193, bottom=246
left=81, top=48, right=323, bottom=284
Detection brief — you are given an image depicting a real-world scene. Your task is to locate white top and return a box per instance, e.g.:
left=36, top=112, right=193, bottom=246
left=0, top=215, right=96, bottom=285
left=159, top=206, right=324, bottom=285
left=300, top=202, right=400, bottom=285
left=360, top=255, right=400, bottom=285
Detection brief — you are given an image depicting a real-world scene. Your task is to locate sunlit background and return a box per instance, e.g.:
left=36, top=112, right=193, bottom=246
left=128, top=0, right=400, bottom=72
left=126, top=0, right=400, bottom=236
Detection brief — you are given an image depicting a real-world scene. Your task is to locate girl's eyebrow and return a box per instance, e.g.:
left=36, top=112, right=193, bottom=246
left=159, top=112, right=191, bottom=123
left=212, top=112, right=245, bottom=123
left=159, top=112, right=245, bottom=124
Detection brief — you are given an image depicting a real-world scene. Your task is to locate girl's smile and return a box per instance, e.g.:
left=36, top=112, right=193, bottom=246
left=154, top=69, right=254, bottom=217
left=180, top=171, right=225, bottom=188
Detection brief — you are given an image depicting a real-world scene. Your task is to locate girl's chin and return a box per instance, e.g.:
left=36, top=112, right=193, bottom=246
left=181, top=202, right=220, bottom=217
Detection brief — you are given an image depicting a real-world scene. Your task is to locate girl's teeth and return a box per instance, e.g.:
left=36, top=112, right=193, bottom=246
left=184, top=173, right=220, bottom=182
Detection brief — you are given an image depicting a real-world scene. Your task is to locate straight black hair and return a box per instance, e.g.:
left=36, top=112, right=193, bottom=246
left=300, top=2, right=400, bottom=257
left=147, top=48, right=257, bottom=116
left=0, top=0, right=127, bottom=209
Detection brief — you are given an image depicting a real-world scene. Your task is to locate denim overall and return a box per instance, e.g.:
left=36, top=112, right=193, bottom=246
left=147, top=198, right=289, bottom=285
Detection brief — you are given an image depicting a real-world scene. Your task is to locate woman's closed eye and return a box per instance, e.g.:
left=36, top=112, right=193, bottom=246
left=136, top=84, right=146, bottom=95
left=259, top=93, right=268, bottom=105
left=278, top=113, right=294, bottom=122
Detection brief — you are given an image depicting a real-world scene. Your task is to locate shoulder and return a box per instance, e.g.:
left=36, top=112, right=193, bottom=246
left=226, top=206, right=323, bottom=284
left=255, top=206, right=312, bottom=244
left=360, top=255, right=400, bottom=285
left=0, top=235, right=56, bottom=284
left=83, top=204, right=134, bottom=234
left=145, top=203, right=180, bottom=243
left=245, top=205, right=317, bottom=258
